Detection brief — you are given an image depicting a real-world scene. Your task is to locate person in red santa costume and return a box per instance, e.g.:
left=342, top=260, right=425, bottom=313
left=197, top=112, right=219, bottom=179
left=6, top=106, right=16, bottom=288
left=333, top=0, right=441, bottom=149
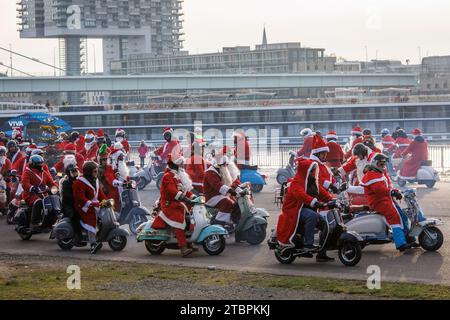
left=398, top=128, right=429, bottom=180
left=72, top=161, right=108, bottom=254
left=55, top=132, right=69, bottom=151
left=6, top=140, right=25, bottom=168
left=13, top=144, right=37, bottom=177
left=325, top=130, right=344, bottom=168
left=81, top=130, right=99, bottom=162
left=69, top=131, right=86, bottom=155
left=380, top=128, right=395, bottom=154
left=53, top=143, right=85, bottom=174
left=21, top=155, right=57, bottom=229
left=109, top=147, right=130, bottom=210
left=96, top=144, right=120, bottom=212
left=361, top=153, right=414, bottom=252
left=151, top=154, right=198, bottom=257
left=297, top=128, right=315, bottom=159
left=309, top=135, right=340, bottom=195
left=203, top=148, right=242, bottom=229
left=233, top=130, right=252, bottom=169
left=186, top=139, right=210, bottom=195
left=344, top=126, right=364, bottom=160
left=154, top=127, right=182, bottom=164
left=11, top=127, right=24, bottom=144
left=0, top=146, right=12, bottom=205
left=114, top=128, right=130, bottom=154
left=276, top=158, right=334, bottom=260
left=389, top=129, right=411, bottom=160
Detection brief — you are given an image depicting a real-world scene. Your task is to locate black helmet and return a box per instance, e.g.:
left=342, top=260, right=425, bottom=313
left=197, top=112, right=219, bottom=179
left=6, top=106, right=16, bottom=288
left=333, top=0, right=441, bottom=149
left=65, top=163, right=79, bottom=176
left=6, top=140, right=18, bottom=150
left=369, top=153, right=389, bottom=172
left=353, top=143, right=368, bottom=158
left=363, top=128, right=372, bottom=136
left=29, top=155, right=44, bottom=169
left=70, top=131, right=79, bottom=142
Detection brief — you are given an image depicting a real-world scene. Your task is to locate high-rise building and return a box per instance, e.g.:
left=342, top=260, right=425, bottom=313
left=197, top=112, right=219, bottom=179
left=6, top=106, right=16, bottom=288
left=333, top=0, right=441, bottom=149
left=17, top=0, right=184, bottom=75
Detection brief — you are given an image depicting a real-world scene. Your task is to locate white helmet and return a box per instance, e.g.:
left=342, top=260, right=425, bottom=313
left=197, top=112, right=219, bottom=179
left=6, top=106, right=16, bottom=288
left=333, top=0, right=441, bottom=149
left=300, top=128, right=313, bottom=137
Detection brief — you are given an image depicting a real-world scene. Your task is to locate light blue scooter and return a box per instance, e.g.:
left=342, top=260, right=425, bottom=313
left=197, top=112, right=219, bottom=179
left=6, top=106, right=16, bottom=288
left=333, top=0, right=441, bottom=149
left=240, top=168, right=267, bottom=193
left=136, top=197, right=228, bottom=256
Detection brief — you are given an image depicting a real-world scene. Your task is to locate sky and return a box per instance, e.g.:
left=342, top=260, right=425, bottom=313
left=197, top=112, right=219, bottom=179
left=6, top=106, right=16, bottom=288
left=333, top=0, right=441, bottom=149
left=1, top=0, right=450, bottom=75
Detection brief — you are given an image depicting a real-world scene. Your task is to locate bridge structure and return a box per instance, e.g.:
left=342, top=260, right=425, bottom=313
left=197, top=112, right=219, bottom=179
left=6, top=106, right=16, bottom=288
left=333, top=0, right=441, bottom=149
left=0, top=73, right=417, bottom=93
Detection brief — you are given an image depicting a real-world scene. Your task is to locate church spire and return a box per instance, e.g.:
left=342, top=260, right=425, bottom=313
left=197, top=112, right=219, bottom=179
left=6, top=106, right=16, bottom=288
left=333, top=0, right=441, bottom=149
left=262, top=25, right=267, bottom=45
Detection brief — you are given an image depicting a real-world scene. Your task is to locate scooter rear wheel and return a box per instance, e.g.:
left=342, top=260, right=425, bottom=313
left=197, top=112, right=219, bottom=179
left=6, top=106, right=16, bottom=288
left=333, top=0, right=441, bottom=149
left=145, top=240, right=166, bottom=255
left=425, top=181, right=436, bottom=189
left=419, top=226, right=443, bottom=251
left=58, top=239, right=74, bottom=251
left=250, top=184, right=264, bottom=193
left=18, top=230, right=32, bottom=241
left=136, top=177, right=148, bottom=191
left=245, top=224, right=267, bottom=245
left=108, top=235, right=127, bottom=251
left=276, top=174, right=288, bottom=185
left=274, top=249, right=296, bottom=264
left=397, top=178, right=406, bottom=187
left=202, top=235, right=226, bottom=255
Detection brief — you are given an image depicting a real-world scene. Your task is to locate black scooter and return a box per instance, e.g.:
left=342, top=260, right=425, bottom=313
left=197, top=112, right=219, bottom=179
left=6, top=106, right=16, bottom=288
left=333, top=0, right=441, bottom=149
left=276, top=151, right=296, bottom=185
left=268, top=201, right=364, bottom=267
left=117, top=180, right=150, bottom=235
left=50, top=199, right=129, bottom=252
left=14, top=186, right=62, bottom=241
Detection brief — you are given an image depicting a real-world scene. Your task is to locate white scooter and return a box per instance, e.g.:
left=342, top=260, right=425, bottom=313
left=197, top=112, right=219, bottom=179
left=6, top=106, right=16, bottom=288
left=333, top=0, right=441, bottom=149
left=345, top=189, right=444, bottom=251
left=397, top=160, right=440, bottom=189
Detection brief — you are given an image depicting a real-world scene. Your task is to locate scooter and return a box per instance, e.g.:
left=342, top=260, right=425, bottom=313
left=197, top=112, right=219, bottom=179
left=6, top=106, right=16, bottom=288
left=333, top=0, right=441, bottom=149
left=267, top=200, right=364, bottom=267
left=136, top=196, right=228, bottom=256
left=345, top=189, right=444, bottom=251
left=116, top=180, right=150, bottom=235
left=208, top=183, right=270, bottom=245
left=132, top=156, right=164, bottom=190
left=50, top=199, right=129, bottom=251
left=240, top=168, right=267, bottom=193
left=397, top=160, right=440, bottom=189
left=276, top=151, right=296, bottom=185
left=6, top=171, right=20, bottom=224
left=126, top=160, right=139, bottom=178
left=14, top=186, right=62, bottom=241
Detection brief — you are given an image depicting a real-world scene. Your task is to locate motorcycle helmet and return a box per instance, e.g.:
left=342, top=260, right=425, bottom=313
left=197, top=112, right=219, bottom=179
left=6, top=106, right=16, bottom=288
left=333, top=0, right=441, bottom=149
left=300, top=128, right=313, bottom=137
left=381, top=128, right=390, bottom=136
left=70, top=131, right=80, bottom=142
left=29, top=155, right=44, bottom=171
left=352, top=143, right=368, bottom=158
left=369, top=153, right=389, bottom=173
left=31, top=149, right=44, bottom=157
left=65, top=163, right=79, bottom=178
left=6, top=140, right=18, bottom=151
left=363, top=128, right=372, bottom=136
left=0, top=146, right=6, bottom=156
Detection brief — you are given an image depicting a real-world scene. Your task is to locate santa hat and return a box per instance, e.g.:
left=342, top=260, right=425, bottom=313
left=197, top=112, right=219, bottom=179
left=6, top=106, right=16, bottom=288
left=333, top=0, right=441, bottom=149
left=167, top=153, right=185, bottom=166
left=97, top=129, right=105, bottom=139
left=311, top=135, right=329, bottom=154
left=26, top=143, right=38, bottom=153
left=0, top=146, right=6, bottom=153
left=326, top=130, right=338, bottom=140
left=412, top=128, right=422, bottom=136
left=12, top=127, right=22, bottom=139
left=64, top=143, right=76, bottom=153
left=85, top=130, right=95, bottom=140
left=351, top=126, right=363, bottom=135
left=114, top=141, right=124, bottom=150
left=63, top=155, right=77, bottom=170
left=115, top=128, right=125, bottom=136
left=163, top=127, right=174, bottom=135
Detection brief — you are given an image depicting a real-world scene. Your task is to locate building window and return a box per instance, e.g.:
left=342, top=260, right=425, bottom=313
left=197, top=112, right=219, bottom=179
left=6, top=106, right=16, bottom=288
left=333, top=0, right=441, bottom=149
left=427, top=84, right=431, bottom=89
left=435, top=83, right=439, bottom=89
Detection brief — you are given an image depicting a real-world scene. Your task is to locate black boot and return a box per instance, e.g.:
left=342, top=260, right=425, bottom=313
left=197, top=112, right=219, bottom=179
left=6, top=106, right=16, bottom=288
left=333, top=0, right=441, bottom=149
left=316, top=251, right=335, bottom=262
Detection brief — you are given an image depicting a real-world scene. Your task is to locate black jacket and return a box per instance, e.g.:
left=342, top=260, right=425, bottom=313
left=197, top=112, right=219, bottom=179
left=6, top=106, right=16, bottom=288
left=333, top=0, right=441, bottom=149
left=61, top=176, right=77, bottom=219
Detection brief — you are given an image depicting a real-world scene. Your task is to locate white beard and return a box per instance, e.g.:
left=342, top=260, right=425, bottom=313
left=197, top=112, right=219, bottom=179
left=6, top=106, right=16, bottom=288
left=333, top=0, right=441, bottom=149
left=220, top=165, right=233, bottom=187
left=117, top=160, right=130, bottom=179
left=116, top=137, right=124, bottom=143
left=0, top=156, right=5, bottom=167
left=85, top=140, right=95, bottom=151
left=178, top=168, right=193, bottom=192
left=356, top=158, right=368, bottom=183
left=228, top=161, right=240, bottom=182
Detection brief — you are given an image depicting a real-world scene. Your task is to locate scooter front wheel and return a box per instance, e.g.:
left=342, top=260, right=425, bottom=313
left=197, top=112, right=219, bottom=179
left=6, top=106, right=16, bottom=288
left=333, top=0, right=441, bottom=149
left=338, top=242, right=362, bottom=267
left=18, top=229, right=32, bottom=241
left=245, top=224, right=267, bottom=245
left=202, top=234, right=226, bottom=255
left=136, top=177, right=148, bottom=190
left=57, top=238, right=74, bottom=251
left=108, top=235, right=127, bottom=251
left=276, top=174, right=288, bottom=185
left=419, top=226, right=443, bottom=251
left=274, top=249, right=296, bottom=264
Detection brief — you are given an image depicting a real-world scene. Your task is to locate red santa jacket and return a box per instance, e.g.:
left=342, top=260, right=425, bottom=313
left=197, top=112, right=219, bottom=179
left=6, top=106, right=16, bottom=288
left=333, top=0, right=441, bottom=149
left=13, top=157, right=50, bottom=178
left=297, top=136, right=314, bottom=158
left=21, top=166, right=57, bottom=206
left=381, top=135, right=395, bottom=153
left=56, top=140, right=68, bottom=151
left=154, top=140, right=181, bottom=163
left=81, top=143, right=99, bottom=162
left=98, top=164, right=120, bottom=210
left=73, top=176, right=106, bottom=231
left=203, top=165, right=235, bottom=207
left=390, top=137, right=411, bottom=158
left=310, top=154, right=336, bottom=190
left=0, top=158, right=11, bottom=178
left=186, top=154, right=209, bottom=193
left=75, top=136, right=86, bottom=154
left=344, top=136, right=364, bottom=159
left=361, top=170, right=401, bottom=227
left=399, top=136, right=428, bottom=179
left=120, top=139, right=131, bottom=154
left=157, top=168, right=193, bottom=230
left=8, top=150, right=25, bottom=167
left=54, top=154, right=85, bottom=173
left=277, top=159, right=333, bottom=246
left=234, top=138, right=251, bottom=165
left=325, top=141, right=344, bottom=167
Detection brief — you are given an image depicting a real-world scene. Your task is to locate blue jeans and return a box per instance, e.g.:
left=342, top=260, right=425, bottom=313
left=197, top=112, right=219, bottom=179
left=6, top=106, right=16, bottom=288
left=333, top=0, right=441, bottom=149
left=298, top=208, right=318, bottom=246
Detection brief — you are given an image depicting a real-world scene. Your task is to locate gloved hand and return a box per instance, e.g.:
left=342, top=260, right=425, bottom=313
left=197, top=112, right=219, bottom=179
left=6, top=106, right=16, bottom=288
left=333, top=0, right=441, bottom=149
left=228, top=189, right=237, bottom=197
left=49, top=167, right=57, bottom=177
left=339, top=182, right=348, bottom=192
left=31, top=186, right=40, bottom=194
left=315, top=201, right=326, bottom=209
left=91, top=201, right=100, bottom=208
left=391, top=189, right=403, bottom=200
left=329, top=184, right=339, bottom=194
left=326, top=200, right=338, bottom=209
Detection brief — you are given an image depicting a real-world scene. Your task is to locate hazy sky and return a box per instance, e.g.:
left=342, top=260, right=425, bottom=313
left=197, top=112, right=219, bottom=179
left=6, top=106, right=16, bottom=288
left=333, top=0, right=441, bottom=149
left=1, top=0, right=450, bottom=75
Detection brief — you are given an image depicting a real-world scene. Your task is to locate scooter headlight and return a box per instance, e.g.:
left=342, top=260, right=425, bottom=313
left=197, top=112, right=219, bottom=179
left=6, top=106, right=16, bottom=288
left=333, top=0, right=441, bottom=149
left=51, top=186, right=58, bottom=195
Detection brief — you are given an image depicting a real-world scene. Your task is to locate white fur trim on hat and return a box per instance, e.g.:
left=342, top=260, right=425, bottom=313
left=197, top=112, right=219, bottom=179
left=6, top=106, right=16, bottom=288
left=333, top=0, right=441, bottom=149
left=311, top=146, right=329, bottom=154
left=326, top=134, right=338, bottom=139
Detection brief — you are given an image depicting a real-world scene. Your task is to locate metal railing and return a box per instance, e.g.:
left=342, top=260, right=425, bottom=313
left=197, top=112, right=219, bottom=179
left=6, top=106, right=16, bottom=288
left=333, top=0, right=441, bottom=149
left=128, top=144, right=450, bottom=174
